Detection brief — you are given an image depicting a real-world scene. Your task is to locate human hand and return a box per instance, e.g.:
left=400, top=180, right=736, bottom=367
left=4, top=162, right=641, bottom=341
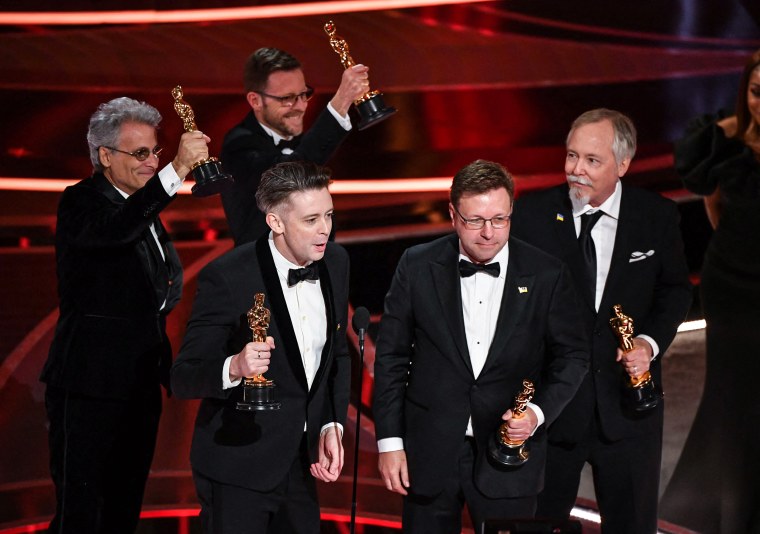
left=229, top=336, right=275, bottom=381
left=330, top=64, right=370, bottom=117
left=310, top=425, right=344, bottom=482
left=501, top=407, right=538, bottom=443
left=378, top=450, right=410, bottom=495
left=615, top=337, right=653, bottom=378
left=171, top=131, right=210, bottom=178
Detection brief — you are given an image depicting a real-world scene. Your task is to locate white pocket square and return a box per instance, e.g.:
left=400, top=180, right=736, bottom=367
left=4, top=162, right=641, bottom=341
left=629, top=250, right=655, bottom=263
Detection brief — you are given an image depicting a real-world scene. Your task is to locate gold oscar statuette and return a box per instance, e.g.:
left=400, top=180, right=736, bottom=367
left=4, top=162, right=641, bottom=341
left=488, top=379, right=535, bottom=467
left=610, top=304, right=662, bottom=411
left=171, top=85, right=234, bottom=197
left=323, top=20, right=397, bottom=130
left=236, top=293, right=281, bottom=411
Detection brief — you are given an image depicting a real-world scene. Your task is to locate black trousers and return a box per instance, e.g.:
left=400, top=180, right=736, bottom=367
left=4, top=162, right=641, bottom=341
left=402, top=437, right=536, bottom=534
left=536, top=415, right=662, bottom=534
left=193, top=434, right=320, bottom=534
left=45, top=384, right=162, bottom=534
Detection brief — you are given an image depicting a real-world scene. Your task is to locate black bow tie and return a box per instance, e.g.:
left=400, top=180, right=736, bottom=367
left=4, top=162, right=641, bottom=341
left=278, top=138, right=299, bottom=151
left=458, top=259, right=500, bottom=278
left=287, top=263, right=319, bottom=286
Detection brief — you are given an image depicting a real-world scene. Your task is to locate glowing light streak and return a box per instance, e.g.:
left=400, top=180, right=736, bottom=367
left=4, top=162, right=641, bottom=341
left=0, top=0, right=492, bottom=26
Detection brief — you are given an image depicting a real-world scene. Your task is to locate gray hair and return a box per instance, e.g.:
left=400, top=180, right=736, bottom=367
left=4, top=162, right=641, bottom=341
left=86, top=97, right=162, bottom=172
left=255, top=161, right=331, bottom=214
left=567, top=108, right=637, bottom=164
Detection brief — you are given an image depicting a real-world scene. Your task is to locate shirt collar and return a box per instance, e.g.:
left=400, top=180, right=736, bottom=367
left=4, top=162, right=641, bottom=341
left=268, top=233, right=313, bottom=279
left=259, top=121, right=292, bottom=147
left=573, top=179, right=621, bottom=220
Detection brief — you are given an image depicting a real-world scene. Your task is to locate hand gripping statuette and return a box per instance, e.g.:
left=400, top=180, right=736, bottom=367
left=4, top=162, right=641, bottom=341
left=488, top=379, right=535, bottom=467
left=610, top=304, right=662, bottom=411
left=237, top=293, right=281, bottom=411
left=171, top=85, right=234, bottom=197
left=324, top=20, right=397, bottom=130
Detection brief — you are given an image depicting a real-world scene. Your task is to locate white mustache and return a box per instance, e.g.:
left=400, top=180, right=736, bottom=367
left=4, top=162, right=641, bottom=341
left=567, top=175, right=592, bottom=187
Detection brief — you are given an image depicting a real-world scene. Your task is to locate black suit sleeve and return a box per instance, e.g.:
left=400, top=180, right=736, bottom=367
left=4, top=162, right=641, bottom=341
left=534, top=262, right=590, bottom=425
left=170, top=262, right=241, bottom=400
left=372, top=249, right=415, bottom=441
left=639, top=201, right=692, bottom=355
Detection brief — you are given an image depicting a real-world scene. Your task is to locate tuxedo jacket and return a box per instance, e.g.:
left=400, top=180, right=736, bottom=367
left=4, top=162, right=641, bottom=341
left=41, top=172, right=183, bottom=400
left=511, top=183, right=692, bottom=443
left=372, top=234, right=590, bottom=499
left=220, top=110, right=350, bottom=245
left=170, top=236, right=350, bottom=492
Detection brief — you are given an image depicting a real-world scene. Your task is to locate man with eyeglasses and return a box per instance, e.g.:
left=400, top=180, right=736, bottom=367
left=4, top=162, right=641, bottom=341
left=372, top=159, right=589, bottom=533
left=220, top=47, right=370, bottom=246
left=511, top=109, right=691, bottom=533
left=40, top=96, right=210, bottom=533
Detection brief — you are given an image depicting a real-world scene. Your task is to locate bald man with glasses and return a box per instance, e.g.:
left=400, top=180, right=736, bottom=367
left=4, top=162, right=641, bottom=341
left=221, top=47, right=369, bottom=246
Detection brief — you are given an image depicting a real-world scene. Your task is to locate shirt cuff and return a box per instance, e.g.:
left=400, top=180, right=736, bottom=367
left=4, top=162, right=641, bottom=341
left=158, top=163, right=183, bottom=196
left=327, top=102, right=352, bottom=131
left=377, top=437, right=404, bottom=453
left=527, top=402, right=545, bottom=435
left=222, top=356, right=242, bottom=389
left=320, top=423, right=344, bottom=437
left=637, top=334, right=660, bottom=360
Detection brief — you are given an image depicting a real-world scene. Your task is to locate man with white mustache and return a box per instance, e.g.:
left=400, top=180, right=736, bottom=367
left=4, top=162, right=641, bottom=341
left=511, top=108, right=692, bottom=533
left=221, top=47, right=370, bottom=246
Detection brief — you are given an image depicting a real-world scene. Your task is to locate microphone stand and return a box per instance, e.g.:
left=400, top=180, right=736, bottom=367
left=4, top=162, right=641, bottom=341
left=350, top=308, right=369, bottom=534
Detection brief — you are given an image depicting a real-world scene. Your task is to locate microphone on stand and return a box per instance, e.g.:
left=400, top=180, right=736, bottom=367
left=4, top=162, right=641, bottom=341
left=349, top=306, right=370, bottom=534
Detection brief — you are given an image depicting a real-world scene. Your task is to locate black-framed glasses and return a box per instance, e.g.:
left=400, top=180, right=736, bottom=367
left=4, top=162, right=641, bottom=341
left=454, top=206, right=511, bottom=230
left=256, top=85, right=315, bottom=107
left=104, top=145, right=162, bottom=161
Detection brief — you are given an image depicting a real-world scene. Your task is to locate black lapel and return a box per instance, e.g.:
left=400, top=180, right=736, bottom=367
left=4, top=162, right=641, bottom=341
left=431, top=235, right=473, bottom=376
left=308, top=259, right=336, bottom=400
left=255, top=237, right=309, bottom=391
left=598, top=185, right=636, bottom=316
left=480, top=240, right=535, bottom=376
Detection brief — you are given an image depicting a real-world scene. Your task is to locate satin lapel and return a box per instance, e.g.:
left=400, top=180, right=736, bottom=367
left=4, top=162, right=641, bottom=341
left=94, top=173, right=169, bottom=309
left=255, top=237, right=309, bottom=391
left=480, top=243, right=535, bottom=376
left=309, top=259, right=336, bottom=401
left=598, top=186, right=637, bottom=316
left=431, top=237, right=473, bottom=376
left=91, top=172, right=124, bottom=205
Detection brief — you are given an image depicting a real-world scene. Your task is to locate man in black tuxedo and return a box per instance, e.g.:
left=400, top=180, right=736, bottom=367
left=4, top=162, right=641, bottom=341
left=221, top=47, right=370, bottom=245
left=372, top=160, right=590, bottom=533
left=171, top=161, right=350, bottom=533
left=41, top=97, right=210, bottom=533
left=511, top=109, right=692, bottom=533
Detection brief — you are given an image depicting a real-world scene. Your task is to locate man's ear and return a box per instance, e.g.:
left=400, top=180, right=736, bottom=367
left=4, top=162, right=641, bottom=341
left=246, top=92, right=262, bottom=112
left=98, top=146, right=112, bottom=169
left=617, top=157, right=631, bottom=178
left=266, top=212, right=283, bottom=234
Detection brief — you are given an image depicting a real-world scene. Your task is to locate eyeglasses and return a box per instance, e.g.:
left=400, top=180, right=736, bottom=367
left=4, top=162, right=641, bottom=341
left=454, top=206, right=511, bottom=230
left=256, top=85, right=315, bottom=107
left=104, top=145, right=163, bottom=161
